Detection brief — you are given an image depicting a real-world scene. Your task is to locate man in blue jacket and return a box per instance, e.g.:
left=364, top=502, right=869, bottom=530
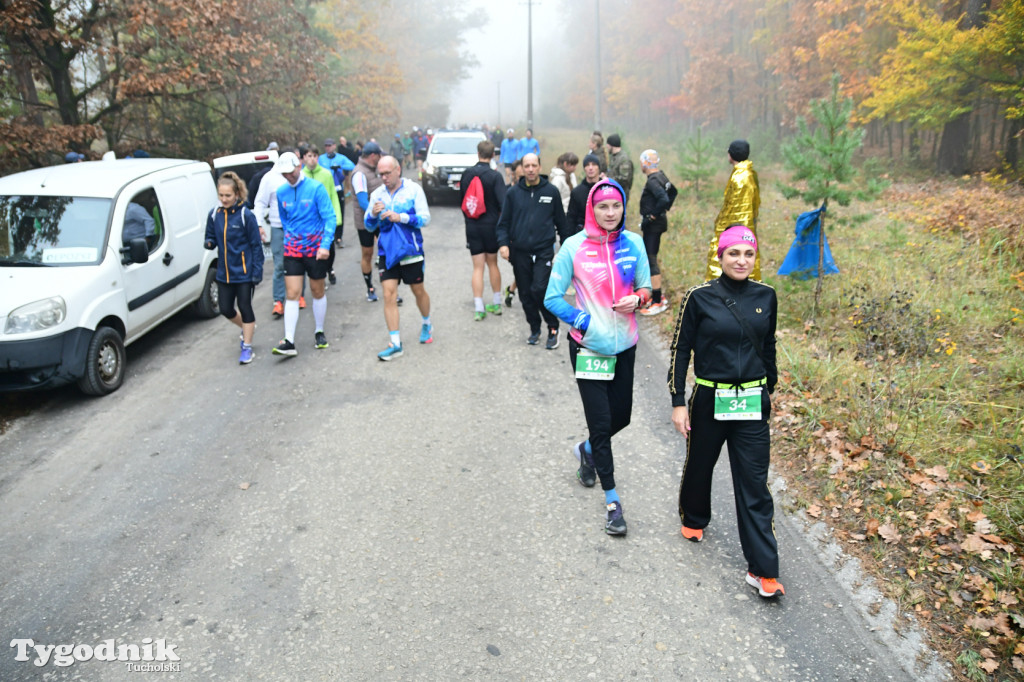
left=364, top=156, right=433, bottom=361
left=519, top=128, right=540, bottom=159
left=500, top=129, right=520, bottom=185
left=271, top=152, right=337, bottom=357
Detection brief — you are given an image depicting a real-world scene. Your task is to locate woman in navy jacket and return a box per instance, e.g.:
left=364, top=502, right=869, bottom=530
left=204, top=171, right=264, bottom=364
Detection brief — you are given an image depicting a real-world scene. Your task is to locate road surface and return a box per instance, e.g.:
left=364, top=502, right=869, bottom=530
left=0, top=183, right=947, bottom=681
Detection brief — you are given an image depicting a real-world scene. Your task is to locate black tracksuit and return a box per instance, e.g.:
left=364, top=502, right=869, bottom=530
left=668, top=274, right=780, bottom=578
left=565, top=178, right=597, bottom=236
left=496, top=175, right=569, bottom=334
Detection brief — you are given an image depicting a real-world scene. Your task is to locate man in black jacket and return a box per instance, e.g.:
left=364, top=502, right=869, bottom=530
left=565, top=153, right=603, bottom=236
left=637, top=148, right=676, bottom=316
left=497, top=153, right=569, bottom=349
left=459, top=140, right=507, bottom=320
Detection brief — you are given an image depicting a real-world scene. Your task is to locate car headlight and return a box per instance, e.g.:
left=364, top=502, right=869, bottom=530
left=5, top=297, right=66, bottom=334
left=422, top=162, right=434, bottom=175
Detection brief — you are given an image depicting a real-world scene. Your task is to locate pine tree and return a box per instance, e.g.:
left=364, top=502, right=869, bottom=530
left=676, top=127, right=716, bottom=196
left=780, top=74, right=888, bottom=318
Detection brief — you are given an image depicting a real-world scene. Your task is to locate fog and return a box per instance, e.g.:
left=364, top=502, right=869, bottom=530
left=448, top=0, right=568, bottom=128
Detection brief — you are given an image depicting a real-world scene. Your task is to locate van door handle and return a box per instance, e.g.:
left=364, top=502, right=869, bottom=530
left=163, top=252, right=174, bottom=265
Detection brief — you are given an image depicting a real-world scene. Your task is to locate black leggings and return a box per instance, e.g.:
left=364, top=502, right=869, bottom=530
left=217, top=281, right=255, bottom=323
left=569, top=339, right=636, bottom=492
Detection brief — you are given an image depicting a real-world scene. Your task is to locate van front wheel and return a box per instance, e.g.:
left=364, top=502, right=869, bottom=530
left=77, top=326, right=126, bottom=396
left=193, top=265, right=219, bottom=319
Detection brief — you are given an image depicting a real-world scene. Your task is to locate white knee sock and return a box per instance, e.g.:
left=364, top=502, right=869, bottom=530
left=312, top=295, right=327, bottom=332
left=284, top=300, right=299, bottom=342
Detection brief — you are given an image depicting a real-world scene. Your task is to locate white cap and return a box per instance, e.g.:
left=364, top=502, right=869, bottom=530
left=273, top=151, right=301, bottom=173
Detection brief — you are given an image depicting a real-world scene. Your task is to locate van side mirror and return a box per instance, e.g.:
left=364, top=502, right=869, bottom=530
left=120, top=238, right=149, bottom=265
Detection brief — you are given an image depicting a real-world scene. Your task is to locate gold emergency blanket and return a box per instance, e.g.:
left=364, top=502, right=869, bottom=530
left=706, top=160, right=760, bottom=280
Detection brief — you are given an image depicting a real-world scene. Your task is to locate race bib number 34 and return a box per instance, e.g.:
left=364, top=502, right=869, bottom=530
left=575, top=349, right=616, bottom=380
left=713, top=387, right=762, bottom=420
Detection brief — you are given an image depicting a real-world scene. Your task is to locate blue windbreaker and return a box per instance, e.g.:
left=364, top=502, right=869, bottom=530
left=363, top=179, right=431, bottom=269
left=276, top=176, right=336, bottom=257
left=204, top=202, right=264, bottom=284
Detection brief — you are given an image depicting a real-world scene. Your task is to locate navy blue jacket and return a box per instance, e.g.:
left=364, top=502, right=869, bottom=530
left=204, top=202, right=264, bottom=284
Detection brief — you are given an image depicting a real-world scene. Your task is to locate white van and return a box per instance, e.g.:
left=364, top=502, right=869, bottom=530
left=0, top=158, right=221, bottom=395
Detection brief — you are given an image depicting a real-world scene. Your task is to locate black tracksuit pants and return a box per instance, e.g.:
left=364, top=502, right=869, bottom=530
left=569, top=339, right=636, bottom=492
left=679, top=384, right=779, bottom=578
left=510, top=248, right=559, bottom=334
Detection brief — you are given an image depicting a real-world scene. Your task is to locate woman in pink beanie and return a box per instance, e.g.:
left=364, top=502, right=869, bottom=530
left=667, top=225, right=785, bottom=598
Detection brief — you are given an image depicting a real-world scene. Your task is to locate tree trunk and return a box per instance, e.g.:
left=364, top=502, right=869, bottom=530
left=936, top=0, right=989, bottom=174
left=1006, top=117, right=1021, bottom=170
left=4, top=35, right=45, bottom=127
left=814, top=196, right=829, bottom=320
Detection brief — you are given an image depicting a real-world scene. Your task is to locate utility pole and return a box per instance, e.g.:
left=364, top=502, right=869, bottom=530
left=594, top=0, right=602, bottom=132
left=527, top=0, right=534, bottom=130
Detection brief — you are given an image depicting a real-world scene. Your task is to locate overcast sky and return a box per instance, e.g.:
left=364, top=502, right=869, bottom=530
left=448, top=0, right=568, bottom=127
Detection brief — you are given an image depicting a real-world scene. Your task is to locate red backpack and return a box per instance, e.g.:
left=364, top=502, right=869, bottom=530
left=461, top=175, right=486, bottom=219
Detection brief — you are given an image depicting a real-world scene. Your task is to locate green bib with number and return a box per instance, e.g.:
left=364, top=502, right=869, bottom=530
left=713, top=387, right=762, bottom=421
left=575, top=348, right=616, bottom=380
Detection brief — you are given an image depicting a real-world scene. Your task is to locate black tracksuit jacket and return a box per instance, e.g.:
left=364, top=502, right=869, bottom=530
left=668, top=275, right=777, bottom=407
left=496, top=175, right=569, bottom=253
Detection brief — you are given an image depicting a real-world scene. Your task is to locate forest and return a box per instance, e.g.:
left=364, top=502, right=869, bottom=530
left=2, top=0, right=1022, bottom=176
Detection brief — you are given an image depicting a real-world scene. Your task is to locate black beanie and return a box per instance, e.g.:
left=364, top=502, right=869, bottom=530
left=728, top=140, right=750, bottom=162
left=582, top=153, right=601, bottom=168
left=607, top=134, right=621, bottom=148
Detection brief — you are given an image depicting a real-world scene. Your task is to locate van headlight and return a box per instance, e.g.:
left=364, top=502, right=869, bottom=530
left=5, top=297, right=66, bottom=334
left=422, top=161, right=434, bottom=175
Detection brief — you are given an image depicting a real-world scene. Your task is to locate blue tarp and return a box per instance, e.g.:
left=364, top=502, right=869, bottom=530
left=777, top=204, right=839, bottom=279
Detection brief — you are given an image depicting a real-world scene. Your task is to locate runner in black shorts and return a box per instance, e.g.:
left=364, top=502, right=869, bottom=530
left=270, top=152, right=337, bottom=356
left=364, top=156, right=433, bottom=361
left=459, top=140, right=507, bottom=321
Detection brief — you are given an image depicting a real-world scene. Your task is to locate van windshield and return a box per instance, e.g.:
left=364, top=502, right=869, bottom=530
left=0, top=196, right=112, bottom=266
left=429, top=137, right=482, bottom=156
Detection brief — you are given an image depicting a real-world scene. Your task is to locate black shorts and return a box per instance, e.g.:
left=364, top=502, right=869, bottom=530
left=465, top=222, right=499, bottom=255
left=283, top=255, right=328, bottom=280
left=357, top=228, right=376, bottom=249
left=378, top=256, right=424, bottom=284
left=417, top=149, right=427, bottom=160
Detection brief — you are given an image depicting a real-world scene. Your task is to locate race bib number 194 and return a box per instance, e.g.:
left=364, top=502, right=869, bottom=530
left=575, top=349, right=616, bottom=380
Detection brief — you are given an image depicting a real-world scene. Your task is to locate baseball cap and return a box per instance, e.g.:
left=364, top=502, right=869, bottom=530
left=324, top=138, right=336, bottom=146
left=266, top=141, right=279, bottom=151
left=64, top=152, right=85, bottom=163
left=361, top=141, right=383, bottom=156
left=273, top=151, right=302, bottom=173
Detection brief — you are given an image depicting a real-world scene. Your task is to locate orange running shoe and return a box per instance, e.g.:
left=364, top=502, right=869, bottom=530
left=272, top=301, right=284, bottom=318
left=299, top=296, right=307, bottom=309
left=681, top=525, right=703, bottom=542
left=746, top=573, right=785, bottom=598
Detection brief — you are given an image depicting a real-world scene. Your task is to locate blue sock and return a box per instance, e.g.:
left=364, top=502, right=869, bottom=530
left=584, top=440, right=592, bottom=456
left=605, top=488, right=620, bottom=505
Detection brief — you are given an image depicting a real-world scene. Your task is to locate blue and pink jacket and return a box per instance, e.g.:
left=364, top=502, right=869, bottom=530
left=544, top=179, right=652, bottom=356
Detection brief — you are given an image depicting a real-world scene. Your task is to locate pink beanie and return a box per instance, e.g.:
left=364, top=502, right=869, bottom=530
left=717, top=225, right=757, bottom=259
left=592, top=183, right=623, bottom=203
